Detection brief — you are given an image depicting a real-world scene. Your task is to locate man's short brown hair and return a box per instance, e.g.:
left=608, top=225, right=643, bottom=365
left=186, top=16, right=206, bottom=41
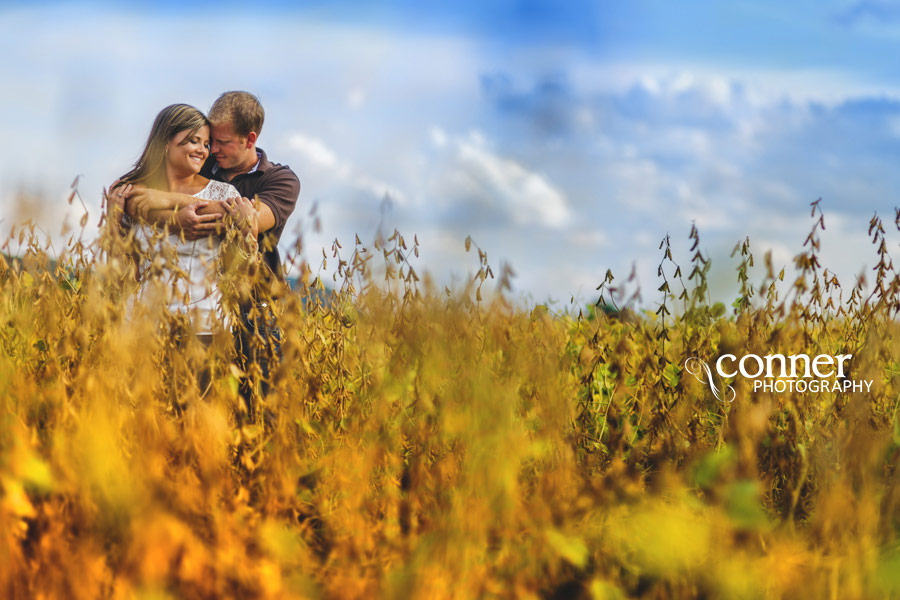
left=209, top=91, right=264, bottom=138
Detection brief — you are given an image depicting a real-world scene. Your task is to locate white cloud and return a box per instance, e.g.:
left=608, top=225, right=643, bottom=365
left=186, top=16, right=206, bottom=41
left=347, top=88, right=366, bottom=109
left=286, top=131, right=406, bottom=205
left=353, top=174, right=406, bottom=205
left=3, top=3, right=900, bottom=306
left=451, top=134, right=570, bottom=228
left=429, top=126, right=448, bottom=148
left=574, top=107, right=594, bottom=128
left=287, top=133, right=342, bottom=171
left=570, top=60, right=900, bottom=108
left=571, top=231, right=608, bottom=248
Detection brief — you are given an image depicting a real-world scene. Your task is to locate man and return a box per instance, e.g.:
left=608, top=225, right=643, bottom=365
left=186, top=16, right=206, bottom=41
left=115, top=91, right=300, bottom=420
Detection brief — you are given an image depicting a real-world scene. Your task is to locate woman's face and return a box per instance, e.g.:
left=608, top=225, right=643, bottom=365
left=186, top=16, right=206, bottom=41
left=166, top=125, right=210, bottom=175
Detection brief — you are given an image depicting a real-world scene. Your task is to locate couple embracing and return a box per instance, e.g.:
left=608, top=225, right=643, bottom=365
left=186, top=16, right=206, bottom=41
left=108, top=91, right=300, bottom=420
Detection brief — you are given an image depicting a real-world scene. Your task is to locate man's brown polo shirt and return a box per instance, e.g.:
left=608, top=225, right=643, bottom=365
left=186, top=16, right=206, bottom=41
left=202, top=148, right=300, bottom=281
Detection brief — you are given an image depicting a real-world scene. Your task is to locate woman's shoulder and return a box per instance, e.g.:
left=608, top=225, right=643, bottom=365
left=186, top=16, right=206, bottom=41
left=196, top=179, right=241, bottom=201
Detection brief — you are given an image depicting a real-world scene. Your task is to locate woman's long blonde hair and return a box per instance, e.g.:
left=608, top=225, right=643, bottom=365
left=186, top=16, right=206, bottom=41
left=119, top=104, right=209, bottom=187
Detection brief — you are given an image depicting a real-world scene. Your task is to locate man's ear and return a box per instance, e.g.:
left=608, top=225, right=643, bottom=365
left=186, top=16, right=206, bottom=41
left=246, top=132, right=258, bottom=147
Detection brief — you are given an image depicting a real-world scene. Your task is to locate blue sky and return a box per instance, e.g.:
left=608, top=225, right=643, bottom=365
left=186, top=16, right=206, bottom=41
left=2, top=0, right=900, bottom=307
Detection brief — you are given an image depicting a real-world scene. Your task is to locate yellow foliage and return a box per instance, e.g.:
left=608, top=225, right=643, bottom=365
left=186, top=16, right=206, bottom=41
left=2, top=209, right=900, bottom=598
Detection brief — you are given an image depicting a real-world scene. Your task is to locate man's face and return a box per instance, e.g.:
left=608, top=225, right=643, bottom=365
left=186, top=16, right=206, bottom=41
left=210, top=122, right=254, bottom=171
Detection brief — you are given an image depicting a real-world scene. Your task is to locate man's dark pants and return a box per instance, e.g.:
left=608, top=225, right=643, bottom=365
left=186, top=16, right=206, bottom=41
left=234, top=302, right=282, bottom=424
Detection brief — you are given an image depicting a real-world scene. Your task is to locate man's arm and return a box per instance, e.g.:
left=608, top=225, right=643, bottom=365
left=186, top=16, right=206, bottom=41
left=256, top=202, right=276, bottom=234
left=126, top=186, right=201, bottom=220
left=254, top=168, right=301, bottom=235
left=123, top=185, right=226, bottom=240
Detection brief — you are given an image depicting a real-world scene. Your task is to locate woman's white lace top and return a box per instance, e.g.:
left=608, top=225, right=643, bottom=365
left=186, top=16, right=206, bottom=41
left=132, top=179, right=241, bottom=335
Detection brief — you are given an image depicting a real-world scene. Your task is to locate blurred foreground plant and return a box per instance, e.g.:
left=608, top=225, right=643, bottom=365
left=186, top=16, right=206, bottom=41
left=1, top=199, right=900, bottom=598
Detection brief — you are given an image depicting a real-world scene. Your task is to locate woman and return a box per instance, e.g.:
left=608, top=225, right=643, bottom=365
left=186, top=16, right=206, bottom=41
left=114, top=104, right=258, bottom=342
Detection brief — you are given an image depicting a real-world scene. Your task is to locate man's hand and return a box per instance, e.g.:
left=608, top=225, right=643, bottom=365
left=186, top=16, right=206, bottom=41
left=224, top=196, right=260, bottom=242
left=175, top=201, right=226, bottom=240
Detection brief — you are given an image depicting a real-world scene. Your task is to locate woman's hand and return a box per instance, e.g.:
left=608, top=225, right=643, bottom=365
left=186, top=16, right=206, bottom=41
left=106, top=179, right=127, bottom=224
left=129, top=186, right=176, bottom=221
left=103, top=179, right=130, bottom=241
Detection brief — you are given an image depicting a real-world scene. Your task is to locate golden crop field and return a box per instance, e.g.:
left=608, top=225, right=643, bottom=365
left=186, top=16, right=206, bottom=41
left=3, top=199, right=900, bottom=599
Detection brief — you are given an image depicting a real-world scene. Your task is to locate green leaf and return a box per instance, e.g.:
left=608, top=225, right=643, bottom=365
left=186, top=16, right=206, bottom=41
left=873, top=546, right=900, bottom=596
left=663, top=362, right=681, bottom=389
left=692, top=445, right=735, bottom=489
left=711, top=302, right=726, bottom=318
left=726, top=480, right=770, bottom=530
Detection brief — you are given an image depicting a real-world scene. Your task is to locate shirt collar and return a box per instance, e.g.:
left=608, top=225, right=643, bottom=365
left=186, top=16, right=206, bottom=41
left=212, top=149, right=262, bottom=176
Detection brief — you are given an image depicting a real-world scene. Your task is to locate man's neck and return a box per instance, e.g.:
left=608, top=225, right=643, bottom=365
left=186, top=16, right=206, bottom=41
left=222, top=148, right=260, bottom=182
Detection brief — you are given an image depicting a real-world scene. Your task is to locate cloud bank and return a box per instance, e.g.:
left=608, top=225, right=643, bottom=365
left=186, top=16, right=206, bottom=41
left=2, top=4, right=900, bottom=306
